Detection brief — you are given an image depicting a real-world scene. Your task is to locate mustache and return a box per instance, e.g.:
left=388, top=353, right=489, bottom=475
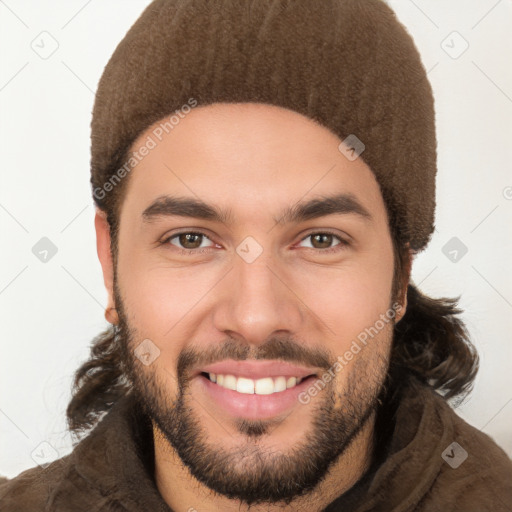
left=113, top=289, right=335, bottom=386
left=176, top=336, right=334, bottom=384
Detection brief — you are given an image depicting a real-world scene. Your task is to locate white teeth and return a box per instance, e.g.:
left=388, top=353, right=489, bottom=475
left=237, top=377, right=255, bottom=394
left=286, top=377, right=297, bottom=389
left=208, top=373, right=307, bottom=395
left=273, top=376, right=287, bottom=392
left=255, top=377, right=274, bottom=395
left=223, top=375, right=237, bottom=391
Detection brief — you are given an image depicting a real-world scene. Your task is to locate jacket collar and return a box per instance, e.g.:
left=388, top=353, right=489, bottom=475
left=66, top=393, right=171, bottom=511
left=326, top=376, right=454, bottom=511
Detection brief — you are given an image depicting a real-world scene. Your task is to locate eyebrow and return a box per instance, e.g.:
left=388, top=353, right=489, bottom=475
left=141, top=193, right=373, bottom=226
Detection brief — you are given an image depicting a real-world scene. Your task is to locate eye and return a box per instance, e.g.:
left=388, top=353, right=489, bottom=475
left=162, top=231, right=216, bottom=251
left=159, top=230, right=350, bottom=254
left=296, top=231, right=349, bottom=253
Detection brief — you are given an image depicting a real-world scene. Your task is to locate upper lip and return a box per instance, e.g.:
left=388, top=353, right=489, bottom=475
left=196, top=360, right=319, bottom=380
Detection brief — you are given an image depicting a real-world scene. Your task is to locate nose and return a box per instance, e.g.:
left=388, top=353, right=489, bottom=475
left=212, top=250, right=304, bottom=347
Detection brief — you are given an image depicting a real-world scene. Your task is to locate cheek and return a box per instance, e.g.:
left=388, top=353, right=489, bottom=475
left=118, top=241, right=204, bottom=321
left=117, top=249, right=221, bottom=372
left=298, top=254, right=394, bottom=344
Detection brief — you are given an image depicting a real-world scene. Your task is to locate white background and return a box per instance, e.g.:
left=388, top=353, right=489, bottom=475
left=1, top=0, right=511, bottom=478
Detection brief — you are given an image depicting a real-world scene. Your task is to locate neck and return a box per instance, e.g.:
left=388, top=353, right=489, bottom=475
left=153, top=409, right=377, bottom=512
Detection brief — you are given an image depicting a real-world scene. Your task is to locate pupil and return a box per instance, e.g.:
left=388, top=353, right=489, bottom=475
left=314, top=234, right=331, bottom=249
left=181, top=233, right=201, bottom=248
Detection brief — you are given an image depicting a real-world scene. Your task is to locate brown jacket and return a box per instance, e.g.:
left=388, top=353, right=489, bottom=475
left=1, top=377, right=511, bottom=511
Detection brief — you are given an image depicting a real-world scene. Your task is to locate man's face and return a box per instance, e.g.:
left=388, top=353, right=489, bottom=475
left=97, top=103, right=405, bottom=505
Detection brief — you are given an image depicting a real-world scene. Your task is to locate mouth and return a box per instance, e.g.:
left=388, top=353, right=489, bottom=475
left=200, top=372, right=317, bottom=395
left=194, top=363, right=320, bottom=420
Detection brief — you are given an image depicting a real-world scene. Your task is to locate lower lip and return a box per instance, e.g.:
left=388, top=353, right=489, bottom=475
left=197, top=374, right=316, bottom=420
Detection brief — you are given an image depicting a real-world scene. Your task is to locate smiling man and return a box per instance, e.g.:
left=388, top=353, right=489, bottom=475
left=1, top=0, right=512, bottom=511
left=100, top=102, right=403, bottom=511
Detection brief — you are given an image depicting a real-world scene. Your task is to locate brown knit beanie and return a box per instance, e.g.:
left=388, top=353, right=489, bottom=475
left=90, top=0, right=437, bottom=252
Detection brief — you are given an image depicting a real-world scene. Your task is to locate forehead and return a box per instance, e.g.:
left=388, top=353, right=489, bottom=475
left=119, top=103, right=388, bottom=228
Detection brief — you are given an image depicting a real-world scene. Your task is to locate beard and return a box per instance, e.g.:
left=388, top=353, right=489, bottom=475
left=114, top=283, right=393, bottom=506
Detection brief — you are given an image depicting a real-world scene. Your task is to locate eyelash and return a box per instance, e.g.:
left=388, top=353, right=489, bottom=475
left=159, top=230, right=349, bottom=254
